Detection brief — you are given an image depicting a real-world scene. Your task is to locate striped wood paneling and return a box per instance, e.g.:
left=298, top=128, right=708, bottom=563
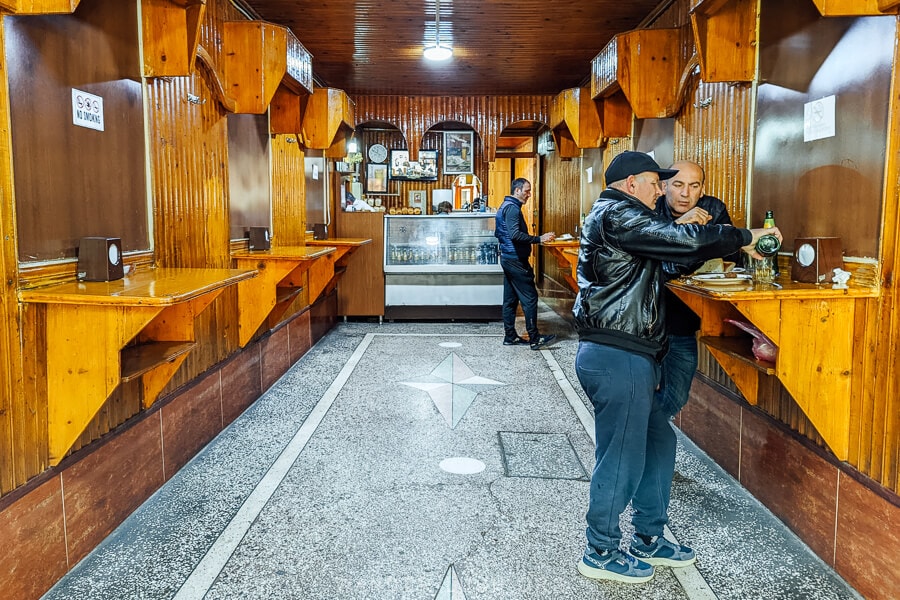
left=354, top=95, right=553, bottom=164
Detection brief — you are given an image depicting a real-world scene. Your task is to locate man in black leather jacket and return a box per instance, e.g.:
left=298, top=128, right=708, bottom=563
left=573, top=151, right=780, bottom=584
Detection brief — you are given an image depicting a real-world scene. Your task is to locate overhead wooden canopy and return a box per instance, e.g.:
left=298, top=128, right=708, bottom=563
left=591, top=27, right=693, bottom=119
left=301, top=88, right=356, bottom=152
left=691, top=0, right=757, bottom=83
left=223, top=20, right=313, bottom=115
left=141, top=0, right=207, bottom=78
left=0, top=0, right=79, bottom=12
left=810, top=0, right=900, bottom=15
left=549, top=88, right=601, bottom=158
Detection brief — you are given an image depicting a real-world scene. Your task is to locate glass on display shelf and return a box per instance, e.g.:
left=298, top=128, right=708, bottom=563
left=384, top=214, right=500, bottom=268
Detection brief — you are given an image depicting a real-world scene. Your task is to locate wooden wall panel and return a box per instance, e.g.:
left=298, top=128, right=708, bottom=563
left=674, top=78, right=754, bottom=226
left=271, top=134, right=307, bottom=246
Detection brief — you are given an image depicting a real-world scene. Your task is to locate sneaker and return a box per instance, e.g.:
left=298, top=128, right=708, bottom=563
left=630, top=534, right=696, bottom=567
left=502, top=336, right=529, bottom=346
left=577, top=546, right=655, bottom=584
left=530, top=334, right=556, bottom=350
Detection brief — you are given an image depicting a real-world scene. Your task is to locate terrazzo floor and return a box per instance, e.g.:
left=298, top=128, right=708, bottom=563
left=43, top=302, right=862, bottom=600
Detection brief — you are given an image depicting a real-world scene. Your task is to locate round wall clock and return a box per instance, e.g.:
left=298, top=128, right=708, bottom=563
left=368, top=143, right=388, bottom=163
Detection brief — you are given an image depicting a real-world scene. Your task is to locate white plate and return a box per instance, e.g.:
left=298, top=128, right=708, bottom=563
left=693, top=273, right=752, bottom=281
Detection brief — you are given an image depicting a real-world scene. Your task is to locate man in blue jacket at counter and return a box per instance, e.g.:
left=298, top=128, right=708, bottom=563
left=495, top=177, right=557, bottom=350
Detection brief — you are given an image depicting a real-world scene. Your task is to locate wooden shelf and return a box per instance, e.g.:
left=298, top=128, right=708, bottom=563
left=0, top=0, right=80, bottom=13
left=542, top=240, right=579, bottom=293
left=275, top=285, right=304, bottom=305
left=141, top=0, right=207, bottom=77
left=668, top=278, right=878, bottom=460
left=700, top=335, right=775, bottom=374
left=121, top=341, right=196, bottom=383
left=232, top=245, right=337, bottom=346
left=18, top=267, right=256, bottom=465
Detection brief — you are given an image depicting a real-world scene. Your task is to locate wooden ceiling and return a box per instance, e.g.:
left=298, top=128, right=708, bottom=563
left=238, top=0, right=668, bottom=97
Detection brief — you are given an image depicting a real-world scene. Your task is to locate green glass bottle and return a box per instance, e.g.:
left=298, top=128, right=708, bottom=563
left=758, top=210, right=780, bottom=277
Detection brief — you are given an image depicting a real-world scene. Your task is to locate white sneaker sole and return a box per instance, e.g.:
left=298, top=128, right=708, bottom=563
left=639, top=554, right=697, bottom=567
left=577, top=559, right=655, bottom=584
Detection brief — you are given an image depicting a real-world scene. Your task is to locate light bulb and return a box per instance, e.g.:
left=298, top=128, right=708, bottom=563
left=424, top=44, right=452, bottom=61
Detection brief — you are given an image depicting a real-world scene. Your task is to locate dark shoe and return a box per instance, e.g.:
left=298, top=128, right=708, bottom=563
left=577, top=546, right=655, bottom=583
left=530, top=334, right=556, bottom=350
left=630, top=534, right=696, bottom=567
left=503, top=336, right=530, bottom=346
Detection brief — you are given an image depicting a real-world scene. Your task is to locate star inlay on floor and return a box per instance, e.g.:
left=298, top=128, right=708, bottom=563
left=400, top=352, right=505, bottom=427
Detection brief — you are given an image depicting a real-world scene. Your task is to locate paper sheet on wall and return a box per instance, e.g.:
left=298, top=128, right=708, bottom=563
left=804, top=95, right=836, bottom=142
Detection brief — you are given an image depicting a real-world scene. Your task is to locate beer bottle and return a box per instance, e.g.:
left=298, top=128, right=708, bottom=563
left=758, top=210, right=780, bottom=277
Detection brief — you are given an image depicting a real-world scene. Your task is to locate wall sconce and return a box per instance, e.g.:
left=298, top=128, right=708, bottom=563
left=347, top=138, right=358, bottom=153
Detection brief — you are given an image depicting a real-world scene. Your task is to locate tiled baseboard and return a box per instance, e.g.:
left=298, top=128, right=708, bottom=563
left=678, top=377, right=900, bottom=600
left=0, top=304, right=331, bottom=600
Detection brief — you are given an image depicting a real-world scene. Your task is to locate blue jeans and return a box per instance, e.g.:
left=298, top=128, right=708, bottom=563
left=575, top=341, right=675, bottom=551
left=655, top=334, right=699, bottom=417
left=500, top=256, right=539, bottom=340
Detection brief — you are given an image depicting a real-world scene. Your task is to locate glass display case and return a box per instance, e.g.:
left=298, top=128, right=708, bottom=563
left=384, top=214, right=503, bottom=318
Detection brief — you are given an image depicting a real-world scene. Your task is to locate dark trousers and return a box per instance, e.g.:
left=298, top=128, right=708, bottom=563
left=500, top=256, right=539, bottom=340
left=575, top=341, right=674, bottom=551
left=655, top=334, right=699, bottom=417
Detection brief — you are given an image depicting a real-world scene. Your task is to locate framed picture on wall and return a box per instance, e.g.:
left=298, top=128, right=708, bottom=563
left=366, top=163, right=389, bottom=193
left=443, top=131, right=474, bottom=174
left=408, top=190, right=426, bottom=213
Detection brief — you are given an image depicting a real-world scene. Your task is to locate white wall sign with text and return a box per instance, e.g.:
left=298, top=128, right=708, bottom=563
left=72, top=88, right=104, bottom=132
left=804, top=95, right=835, bottom=142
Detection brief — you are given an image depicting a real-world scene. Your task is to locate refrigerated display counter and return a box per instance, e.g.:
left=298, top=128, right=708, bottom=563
left=384, top=213, right=502, bottom=319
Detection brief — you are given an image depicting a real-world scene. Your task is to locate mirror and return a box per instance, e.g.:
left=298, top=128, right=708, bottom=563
left=452, top=174, right=482, bottom=210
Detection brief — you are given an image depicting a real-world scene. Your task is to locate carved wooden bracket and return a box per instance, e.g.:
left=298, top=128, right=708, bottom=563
left=223, top=21, right=313, bottom=115
left=549, top=88, right=601, bottom=157
left=591, top=26, right=692, bottom=119
left=810, top=0, right=900, bottom=15
left=691, top=0, right=757, bottom=83
left=301, top=88, right=356, bottom=150
left=141, top=0, right=206, bottom=78
left=0, top=0, right=79, bottom=13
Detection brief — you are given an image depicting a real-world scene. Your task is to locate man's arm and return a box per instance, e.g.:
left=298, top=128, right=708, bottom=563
left=503, top=206, right=540, bottom=243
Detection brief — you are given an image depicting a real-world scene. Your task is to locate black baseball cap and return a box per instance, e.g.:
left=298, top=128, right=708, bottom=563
left=605, top=151, right=678, bottom=183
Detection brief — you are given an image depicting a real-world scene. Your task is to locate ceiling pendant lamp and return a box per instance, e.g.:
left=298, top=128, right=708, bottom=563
left=424, top=0, right=452, bottom=61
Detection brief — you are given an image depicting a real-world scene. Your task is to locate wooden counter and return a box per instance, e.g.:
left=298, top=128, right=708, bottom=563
left=232, top=245, right=336, bottom=346
left=306, top=237, right=373, bottom=306
left=667, top=277, right=879, bottom=460
left=542, top=239, right=579, bottom=292
left=19, top=267, right=256, bottom=465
